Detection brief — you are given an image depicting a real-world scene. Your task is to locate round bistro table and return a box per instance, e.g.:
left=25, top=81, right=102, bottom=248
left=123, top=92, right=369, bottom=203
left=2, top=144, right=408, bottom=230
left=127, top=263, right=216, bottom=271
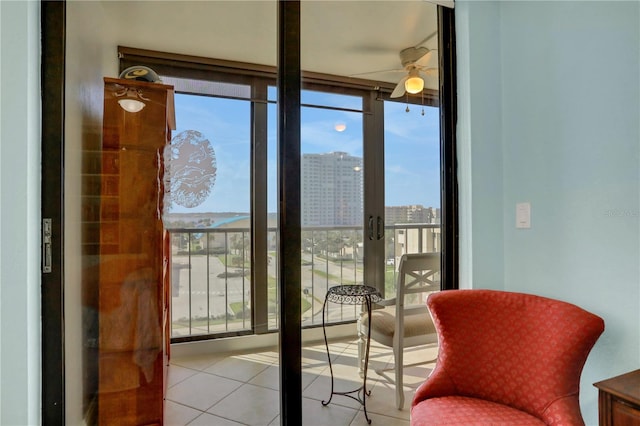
left=321, top=284, right=382, bottom=424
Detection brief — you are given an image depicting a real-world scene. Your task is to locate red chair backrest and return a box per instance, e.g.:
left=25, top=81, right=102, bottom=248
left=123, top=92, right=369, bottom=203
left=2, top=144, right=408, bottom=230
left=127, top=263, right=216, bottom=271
left=426, top=289, right=604, bottom=421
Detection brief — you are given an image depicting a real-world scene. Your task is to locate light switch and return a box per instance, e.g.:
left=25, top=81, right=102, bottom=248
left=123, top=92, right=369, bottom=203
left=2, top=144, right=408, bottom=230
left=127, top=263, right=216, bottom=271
left=516, top=202, right=531, bottom=229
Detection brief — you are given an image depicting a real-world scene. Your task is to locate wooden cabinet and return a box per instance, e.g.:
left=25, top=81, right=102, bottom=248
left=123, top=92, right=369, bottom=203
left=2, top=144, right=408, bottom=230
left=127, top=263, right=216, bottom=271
left=594, top=369, right=640, bottom=426
left=98, top=77, right=175, bottom=425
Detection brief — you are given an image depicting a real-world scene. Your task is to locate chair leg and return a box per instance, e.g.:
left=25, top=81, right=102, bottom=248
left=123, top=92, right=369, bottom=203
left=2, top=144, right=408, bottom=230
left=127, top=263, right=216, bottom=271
left=394, top=345, right=404, bottom=409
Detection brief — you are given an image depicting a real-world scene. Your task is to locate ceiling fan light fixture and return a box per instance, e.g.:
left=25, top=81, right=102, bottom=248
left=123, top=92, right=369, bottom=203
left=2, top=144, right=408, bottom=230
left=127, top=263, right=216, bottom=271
left=404, top=69, right=424, bottom=94
left=114, top=86, right=150, bottom=113
left=118, top=98, right=146, bottom=113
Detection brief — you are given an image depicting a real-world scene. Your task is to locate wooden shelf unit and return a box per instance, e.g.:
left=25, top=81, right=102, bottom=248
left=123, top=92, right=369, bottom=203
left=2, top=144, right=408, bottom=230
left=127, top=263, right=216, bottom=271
left=98, top=77, right=174, bottom=425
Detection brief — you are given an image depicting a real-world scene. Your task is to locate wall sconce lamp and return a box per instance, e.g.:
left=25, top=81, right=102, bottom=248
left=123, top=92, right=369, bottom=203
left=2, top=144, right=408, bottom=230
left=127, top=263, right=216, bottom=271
left=404, top=68, right=425, bottom=94
left=115, top=87, right=148, bottom=113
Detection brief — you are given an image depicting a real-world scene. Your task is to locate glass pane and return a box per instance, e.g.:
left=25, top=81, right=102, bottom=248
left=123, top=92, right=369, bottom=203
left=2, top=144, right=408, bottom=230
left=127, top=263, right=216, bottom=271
left=301, top=1, right=440, bottom=423
left=301, top=102, right=364, bottom=326
left=267, top=100, right=279, bottom=330
left=269, top=91, right=365, bottom=328
left=164, top=92, right=251, bottom=337
left=384, top=102, right=441, bottom=297
left=67, top=2, right=277, bottom=425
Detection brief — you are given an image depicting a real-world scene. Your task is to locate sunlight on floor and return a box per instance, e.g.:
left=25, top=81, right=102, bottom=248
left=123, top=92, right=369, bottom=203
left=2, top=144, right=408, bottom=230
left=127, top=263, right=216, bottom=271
left=165, top=339, right=437, bottom=425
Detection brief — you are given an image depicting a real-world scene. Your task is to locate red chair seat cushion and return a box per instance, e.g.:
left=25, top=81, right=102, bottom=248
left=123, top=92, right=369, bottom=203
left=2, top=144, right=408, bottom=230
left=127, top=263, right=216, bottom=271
left=411, top=396, right=546, bottom=426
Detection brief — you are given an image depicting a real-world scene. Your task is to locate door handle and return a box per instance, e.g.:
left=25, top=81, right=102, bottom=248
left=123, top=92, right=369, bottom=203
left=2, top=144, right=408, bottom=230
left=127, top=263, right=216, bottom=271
left=368, top=216, right=374, bottom=240
left=42, top=218, right=52, bottom=273
left=377, top=216, right=384, bottom=241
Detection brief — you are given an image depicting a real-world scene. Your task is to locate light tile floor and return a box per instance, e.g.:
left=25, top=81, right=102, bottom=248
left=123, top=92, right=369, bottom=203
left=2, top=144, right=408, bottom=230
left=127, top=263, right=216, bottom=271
left=165, top=339, right=438, bottom=426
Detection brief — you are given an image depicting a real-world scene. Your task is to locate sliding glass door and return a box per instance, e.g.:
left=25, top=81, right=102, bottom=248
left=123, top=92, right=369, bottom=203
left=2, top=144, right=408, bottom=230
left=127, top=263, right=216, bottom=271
left=50, top=1, right=455, bottom=424
left=300, top=1, right=444, bottom=424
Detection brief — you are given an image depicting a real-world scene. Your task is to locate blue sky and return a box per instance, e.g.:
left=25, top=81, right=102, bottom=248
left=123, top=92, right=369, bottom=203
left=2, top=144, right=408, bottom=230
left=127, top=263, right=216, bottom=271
left=168, top=90, right=440, bottom=214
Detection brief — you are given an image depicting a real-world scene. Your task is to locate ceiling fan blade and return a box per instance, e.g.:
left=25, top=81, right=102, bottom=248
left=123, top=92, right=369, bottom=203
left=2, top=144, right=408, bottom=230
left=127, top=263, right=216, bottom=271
left=349, top=68, right=405, bottom=77
left=414, top=31, right=438, bottom=49
left=416, top=50, right=435, bottom=67
left=419, top=68, right=438, bottom=78
left=390, top=76, right=408, bottom=98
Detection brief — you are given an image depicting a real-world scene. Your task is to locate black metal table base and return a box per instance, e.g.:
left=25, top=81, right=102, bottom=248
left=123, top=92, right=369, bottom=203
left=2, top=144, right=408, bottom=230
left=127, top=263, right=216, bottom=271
left=321, top=285, right=381, bottom=424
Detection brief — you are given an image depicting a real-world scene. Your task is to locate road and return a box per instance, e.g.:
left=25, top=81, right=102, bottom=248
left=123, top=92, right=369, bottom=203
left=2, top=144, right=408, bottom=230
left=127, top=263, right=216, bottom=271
left=171, top=252, right=365, bottom=331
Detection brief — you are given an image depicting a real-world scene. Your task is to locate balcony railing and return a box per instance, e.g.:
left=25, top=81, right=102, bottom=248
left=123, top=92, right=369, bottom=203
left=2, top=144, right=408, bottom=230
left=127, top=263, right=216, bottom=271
left=169, top=223, right=440, bottom=341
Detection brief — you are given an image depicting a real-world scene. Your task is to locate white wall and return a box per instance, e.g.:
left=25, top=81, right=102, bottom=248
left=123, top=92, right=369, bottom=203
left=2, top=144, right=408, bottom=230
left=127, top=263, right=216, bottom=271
left=457, top=1, right=640, bottom=424
left=456, top=1, right=504, bottom=290
left=0, top=1, right=41, bottom=425
left=65, top=2, right=120, bottom=424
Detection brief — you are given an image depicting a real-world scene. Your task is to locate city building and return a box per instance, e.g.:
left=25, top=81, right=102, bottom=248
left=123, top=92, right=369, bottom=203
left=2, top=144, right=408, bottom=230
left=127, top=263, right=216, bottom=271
left=301, top=151, right=363, bottom=227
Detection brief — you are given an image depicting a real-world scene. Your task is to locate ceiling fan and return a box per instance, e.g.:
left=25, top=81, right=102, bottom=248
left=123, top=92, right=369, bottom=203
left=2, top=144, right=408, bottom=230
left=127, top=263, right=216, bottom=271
left=389, top=46, right=438, bottom=98
left=351, top=43, right=438, bottom=98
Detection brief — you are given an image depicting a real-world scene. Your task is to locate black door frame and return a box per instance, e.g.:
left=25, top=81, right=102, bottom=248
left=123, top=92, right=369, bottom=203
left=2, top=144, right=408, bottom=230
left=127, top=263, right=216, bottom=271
left=278, top=2, right=302, bottom=423
left=41, top=1, right=66, bottom=424
left=439, top=7, right=459, bottom=292
left=40, top=2, right=457, bottom=424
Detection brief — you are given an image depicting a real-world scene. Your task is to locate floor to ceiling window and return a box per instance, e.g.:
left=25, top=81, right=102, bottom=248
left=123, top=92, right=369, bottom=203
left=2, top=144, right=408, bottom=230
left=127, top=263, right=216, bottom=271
left=119, top=48, right=443, bottom=342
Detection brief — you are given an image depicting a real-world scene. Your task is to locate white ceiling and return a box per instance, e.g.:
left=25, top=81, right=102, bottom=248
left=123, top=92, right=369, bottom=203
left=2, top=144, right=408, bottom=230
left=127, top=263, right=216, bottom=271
left=101, top=0, right=440, bottom=90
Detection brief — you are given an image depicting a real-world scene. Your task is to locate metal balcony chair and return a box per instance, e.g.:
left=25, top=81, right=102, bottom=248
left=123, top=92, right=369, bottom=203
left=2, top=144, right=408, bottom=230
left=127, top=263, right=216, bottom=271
left=357, top=252, right=440, bottom=410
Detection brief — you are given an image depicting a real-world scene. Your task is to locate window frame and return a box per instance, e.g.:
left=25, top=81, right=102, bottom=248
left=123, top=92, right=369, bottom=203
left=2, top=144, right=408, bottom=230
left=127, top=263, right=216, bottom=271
left=119, top=46, right=446, bottom=344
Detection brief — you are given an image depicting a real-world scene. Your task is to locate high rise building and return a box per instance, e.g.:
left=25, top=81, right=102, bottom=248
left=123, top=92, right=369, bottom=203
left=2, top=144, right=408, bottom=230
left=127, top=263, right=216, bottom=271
left=301, top=151, right=363, bottom=226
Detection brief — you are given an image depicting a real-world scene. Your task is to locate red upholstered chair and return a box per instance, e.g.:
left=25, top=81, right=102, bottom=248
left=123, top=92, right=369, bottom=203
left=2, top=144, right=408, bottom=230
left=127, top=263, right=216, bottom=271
left=411, top=289, right=605, bottom=426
